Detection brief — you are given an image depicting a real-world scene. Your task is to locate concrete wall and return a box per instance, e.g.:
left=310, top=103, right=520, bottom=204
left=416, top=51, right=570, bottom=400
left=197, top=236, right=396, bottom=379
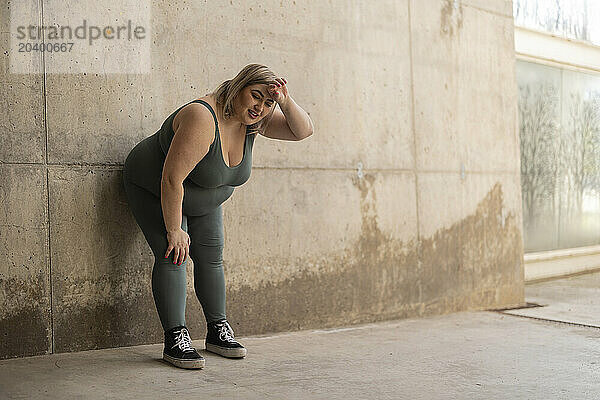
left=0, top=0, right=524, bottom=359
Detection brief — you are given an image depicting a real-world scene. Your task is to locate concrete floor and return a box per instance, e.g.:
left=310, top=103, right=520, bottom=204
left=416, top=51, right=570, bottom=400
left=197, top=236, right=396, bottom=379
left=3, top=273, right=600, bottom=399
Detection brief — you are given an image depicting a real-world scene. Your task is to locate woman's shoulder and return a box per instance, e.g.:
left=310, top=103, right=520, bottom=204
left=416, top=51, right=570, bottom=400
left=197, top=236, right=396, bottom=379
left=182, top=95, right=216, bottom=118
left=172, top=96, right=216, bottom=131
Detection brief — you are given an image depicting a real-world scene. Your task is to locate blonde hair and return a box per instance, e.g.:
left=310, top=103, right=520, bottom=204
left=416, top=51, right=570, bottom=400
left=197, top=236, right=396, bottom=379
left=210, top=63, right=278, bottom=135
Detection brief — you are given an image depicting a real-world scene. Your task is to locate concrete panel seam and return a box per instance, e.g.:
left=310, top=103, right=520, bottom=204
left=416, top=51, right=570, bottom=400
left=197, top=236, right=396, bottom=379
left=39, top=0, right=53, bottom=355
left=407, top=0, right=423, bottom=304
left=47, top=163, right=127, bottom=168
left=46, top=164, right=125, bottom=170
left=0, top=163, right=522, bottom=174
left=416, top=170, right=519, bottom=175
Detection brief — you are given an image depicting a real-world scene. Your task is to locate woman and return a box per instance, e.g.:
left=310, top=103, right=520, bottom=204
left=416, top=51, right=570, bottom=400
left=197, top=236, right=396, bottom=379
left=122, top=64, right=314, bottom=370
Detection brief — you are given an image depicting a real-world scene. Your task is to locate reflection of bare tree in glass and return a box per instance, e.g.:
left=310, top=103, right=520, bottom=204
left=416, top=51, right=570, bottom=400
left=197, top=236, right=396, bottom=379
left=513, top=0, right=594, bottom=43
left=519, top=83, right=560, bottom=233
left=563, top=92, right=600, bottom=220
left=581, top=93, right=600, bottom=192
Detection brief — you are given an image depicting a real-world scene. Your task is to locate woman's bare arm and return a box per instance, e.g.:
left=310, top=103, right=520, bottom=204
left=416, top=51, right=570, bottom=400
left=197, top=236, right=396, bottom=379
left=161, top=104, right=215, bottom=233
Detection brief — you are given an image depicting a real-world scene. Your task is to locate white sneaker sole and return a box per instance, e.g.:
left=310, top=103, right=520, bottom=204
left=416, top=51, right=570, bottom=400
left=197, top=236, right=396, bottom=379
left=205, top=343, right=247, bottom=358
left=163, top=352, right=205, bottom=369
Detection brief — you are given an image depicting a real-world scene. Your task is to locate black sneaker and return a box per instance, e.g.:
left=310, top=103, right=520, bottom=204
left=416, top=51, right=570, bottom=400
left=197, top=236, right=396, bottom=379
left=163, top=325, right=205, bottom=369
left=205, top=319, right=247, bottom=358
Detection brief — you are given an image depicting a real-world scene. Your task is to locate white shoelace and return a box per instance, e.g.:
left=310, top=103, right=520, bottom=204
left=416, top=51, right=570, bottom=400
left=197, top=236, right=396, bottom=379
left=217, top=321, right=236, bottom=343
left=172, top=328, right=195, bottom=352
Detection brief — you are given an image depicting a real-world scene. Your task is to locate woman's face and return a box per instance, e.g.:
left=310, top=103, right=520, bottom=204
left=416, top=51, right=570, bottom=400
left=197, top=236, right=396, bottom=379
left=233, top=84, right=275, bottom=124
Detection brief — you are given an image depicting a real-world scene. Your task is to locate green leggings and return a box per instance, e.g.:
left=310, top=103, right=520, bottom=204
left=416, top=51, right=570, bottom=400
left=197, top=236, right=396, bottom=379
left=122, top=178, right=227, bottom=332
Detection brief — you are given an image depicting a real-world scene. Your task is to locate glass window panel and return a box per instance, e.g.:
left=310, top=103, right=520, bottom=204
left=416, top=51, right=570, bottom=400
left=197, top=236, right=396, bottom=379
left=517, top=60, right=600, bottom=251
left=513, top=0, right=600, bottom=46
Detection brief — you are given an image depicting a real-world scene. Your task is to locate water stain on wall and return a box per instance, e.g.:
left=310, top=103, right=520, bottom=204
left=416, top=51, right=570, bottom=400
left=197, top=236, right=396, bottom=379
left=0, top=174, right=524, bottom=357
left=52, top=296, right=160, bottom=353
left=0, top=275, right=51, bottom=359
left=440, top=0, right=464, bottom=37
left=226, top=175, right=524, bottom=336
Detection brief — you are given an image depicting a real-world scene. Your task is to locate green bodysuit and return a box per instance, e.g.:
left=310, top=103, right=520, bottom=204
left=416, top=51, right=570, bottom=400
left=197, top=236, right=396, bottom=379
left=122, top=99, right=256, bottom=331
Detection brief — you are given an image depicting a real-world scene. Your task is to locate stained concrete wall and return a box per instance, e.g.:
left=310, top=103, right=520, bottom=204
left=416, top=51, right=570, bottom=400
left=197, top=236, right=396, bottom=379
left=0, top=0, right=524, bottom=359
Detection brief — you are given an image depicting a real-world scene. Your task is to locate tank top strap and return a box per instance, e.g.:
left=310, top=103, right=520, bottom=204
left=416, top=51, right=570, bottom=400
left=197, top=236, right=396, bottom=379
left=192, top=99, right=219, bottom=130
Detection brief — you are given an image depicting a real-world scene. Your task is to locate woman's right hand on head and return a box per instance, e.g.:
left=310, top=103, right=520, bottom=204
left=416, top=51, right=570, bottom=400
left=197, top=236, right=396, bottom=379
left=165, top=228, right=190, bottom=266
